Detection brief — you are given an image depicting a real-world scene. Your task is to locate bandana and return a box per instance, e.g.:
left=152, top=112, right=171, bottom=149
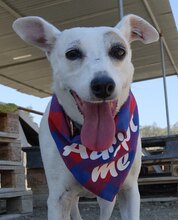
left=48, top=91, right=139, bottom=201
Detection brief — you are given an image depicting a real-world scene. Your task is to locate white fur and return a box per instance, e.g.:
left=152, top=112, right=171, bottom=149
left=13, top=14, right=159, bottom=220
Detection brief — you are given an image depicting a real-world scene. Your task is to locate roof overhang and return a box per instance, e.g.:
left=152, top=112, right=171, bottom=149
left=0, top=0, right=178, bottom=97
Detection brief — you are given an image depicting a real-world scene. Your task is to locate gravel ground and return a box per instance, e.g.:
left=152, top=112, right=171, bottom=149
left=18, top=200, right=178, bottom=220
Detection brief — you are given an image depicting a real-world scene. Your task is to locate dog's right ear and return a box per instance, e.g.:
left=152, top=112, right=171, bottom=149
left=12, top=16, right=60, bottom=53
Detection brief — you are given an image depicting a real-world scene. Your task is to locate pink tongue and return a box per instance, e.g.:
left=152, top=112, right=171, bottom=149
left=81, top=102, right=115, bottom=151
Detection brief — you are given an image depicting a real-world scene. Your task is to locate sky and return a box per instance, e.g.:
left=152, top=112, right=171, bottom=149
left=132, top=76, right=178, bottom=128
left=0, top=0, right=178, bottom=129
left=170, top=0, right=178, bottom=30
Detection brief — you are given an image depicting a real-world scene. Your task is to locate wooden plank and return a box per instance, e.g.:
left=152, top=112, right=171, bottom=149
left=141, top=197, right=178, bottom=203
left=0, top=188, right=32, bottom=198
left=0, top=143, right=21, bottom=162
left=0, top=140, right=21, bottom=147
left=0, top=137, right=18, bottom=143
left=0, top=165, right=23, bottom=170
left=0, top=160, right=22, bottom=166
left=0, top=189, right=33, bottom=215
left=142, top=157, right=178, bottom=165
left=0, top=167, right=25, bottom=188
left=0, top=131, right=19, bottom=141
left=7, top=193, right=33, bottom=214
left=142, top=148, right=162, bottom=173
left=0, top=188, right=32, bottom=199
left=139, top=176, right=178, bottom=185
left=142, top=134, right=178, bottom=148
left=0, top=113, right=19, bottom=134
left=0, top=214, right=22, bottom=220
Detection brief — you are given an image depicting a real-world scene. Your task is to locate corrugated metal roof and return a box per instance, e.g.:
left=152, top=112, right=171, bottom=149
left=0, top=0, right=177, bottom=97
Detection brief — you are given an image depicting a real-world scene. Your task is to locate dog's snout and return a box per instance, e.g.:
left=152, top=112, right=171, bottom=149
left=91, top=76, right=115, bottom=99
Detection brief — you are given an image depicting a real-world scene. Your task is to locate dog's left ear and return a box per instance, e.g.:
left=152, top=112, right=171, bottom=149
left=115, top=14, right=159, bottom=44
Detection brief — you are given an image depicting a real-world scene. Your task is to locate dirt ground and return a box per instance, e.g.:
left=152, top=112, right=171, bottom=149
left=18, top=200, right=178, bottom=220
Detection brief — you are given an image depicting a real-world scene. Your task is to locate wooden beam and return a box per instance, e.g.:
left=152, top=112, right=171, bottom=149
left=142, top=0, right=178, bottom=75
left=139, top=176, right=178, bottom=185
left=0, top=0, right=22, bottom=18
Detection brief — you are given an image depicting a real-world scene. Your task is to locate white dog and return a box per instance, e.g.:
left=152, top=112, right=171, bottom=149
left=13, top=14, right=158, bottom=220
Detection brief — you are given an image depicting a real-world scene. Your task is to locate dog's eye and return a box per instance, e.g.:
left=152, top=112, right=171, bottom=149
left=65, top=49, right=83, bottom=60
left=109, top=45, right=126, bottom=60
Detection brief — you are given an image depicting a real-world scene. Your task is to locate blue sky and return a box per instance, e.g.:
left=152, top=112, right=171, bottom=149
left=0, top=0, right=178, bottom=128
left=170, top=0, right=178, bottom=30
left=132, top=76, right=178, bottom=128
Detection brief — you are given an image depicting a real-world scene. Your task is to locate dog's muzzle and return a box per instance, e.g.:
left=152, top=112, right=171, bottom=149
left=70, top=73, right=118, bottom=151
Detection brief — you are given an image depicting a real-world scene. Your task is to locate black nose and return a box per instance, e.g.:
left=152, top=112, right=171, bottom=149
left=91, top=76, right=115, bottom=99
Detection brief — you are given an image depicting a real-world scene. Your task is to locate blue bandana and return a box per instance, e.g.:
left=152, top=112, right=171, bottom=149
left=48, top=91, right=139, bottom=201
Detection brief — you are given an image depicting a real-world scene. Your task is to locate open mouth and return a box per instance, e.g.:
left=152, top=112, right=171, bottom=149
left=71, top=91, right=118, bottom=151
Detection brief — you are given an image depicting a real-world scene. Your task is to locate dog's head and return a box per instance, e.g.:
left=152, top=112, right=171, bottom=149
left=13, top=15, right=159, bottom=151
